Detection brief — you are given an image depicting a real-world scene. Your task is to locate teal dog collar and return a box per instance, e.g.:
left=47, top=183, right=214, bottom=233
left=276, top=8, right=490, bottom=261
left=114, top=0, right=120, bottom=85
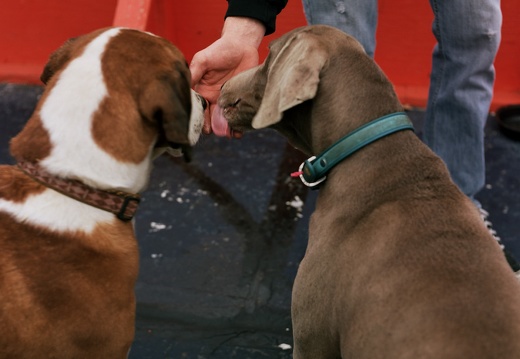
left=293, top=112, right=414, bottom=189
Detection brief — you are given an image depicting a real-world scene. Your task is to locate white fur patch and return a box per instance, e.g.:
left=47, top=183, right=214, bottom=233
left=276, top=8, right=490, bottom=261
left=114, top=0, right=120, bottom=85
left=0, top=190, right=113, bottom=234
left=39, top=27, right=153, bottom=193
left=189, top=90, right=205, bottom=146
left=153, top=90, right=205, bottom=159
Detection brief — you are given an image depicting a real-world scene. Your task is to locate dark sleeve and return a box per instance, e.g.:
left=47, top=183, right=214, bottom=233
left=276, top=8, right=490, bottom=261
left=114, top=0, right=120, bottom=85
left=226, top=0, right=288, bottom=35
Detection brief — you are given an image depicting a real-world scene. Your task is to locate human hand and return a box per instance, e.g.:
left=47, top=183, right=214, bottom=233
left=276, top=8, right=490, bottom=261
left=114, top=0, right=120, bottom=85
left=190, top=17, right=265, bottom=137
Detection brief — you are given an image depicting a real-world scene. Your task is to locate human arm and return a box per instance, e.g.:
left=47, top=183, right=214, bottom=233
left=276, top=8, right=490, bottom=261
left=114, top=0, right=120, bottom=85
left=225, top=0, right=289, bottom=36
left=189, top=1, right=287, bottom=135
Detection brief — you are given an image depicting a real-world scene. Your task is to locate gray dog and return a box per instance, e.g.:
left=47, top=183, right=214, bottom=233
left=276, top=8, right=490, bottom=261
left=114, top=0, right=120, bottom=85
left=213, top=25, right=520, bottom=359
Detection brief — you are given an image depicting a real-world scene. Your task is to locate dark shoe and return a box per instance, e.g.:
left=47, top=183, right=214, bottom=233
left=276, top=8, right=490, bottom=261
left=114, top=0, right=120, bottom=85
left=479, top=208, right=520, bottom=273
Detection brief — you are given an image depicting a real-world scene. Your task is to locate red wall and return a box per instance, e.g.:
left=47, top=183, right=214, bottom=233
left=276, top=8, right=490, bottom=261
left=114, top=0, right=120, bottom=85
left=0, top=0, right=117, bottom=83
left=1, top=0, right=518, bottom=110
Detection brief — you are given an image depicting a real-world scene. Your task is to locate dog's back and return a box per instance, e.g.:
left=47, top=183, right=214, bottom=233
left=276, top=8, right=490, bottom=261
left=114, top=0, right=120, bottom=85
left=297, top=135, right=520, bottom=358
left=0, top=164, right=138, bottom=358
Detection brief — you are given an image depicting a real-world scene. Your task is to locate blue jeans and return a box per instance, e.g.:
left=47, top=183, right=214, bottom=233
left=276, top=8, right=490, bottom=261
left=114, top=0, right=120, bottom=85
left=302, top=0, right=502, bottom=202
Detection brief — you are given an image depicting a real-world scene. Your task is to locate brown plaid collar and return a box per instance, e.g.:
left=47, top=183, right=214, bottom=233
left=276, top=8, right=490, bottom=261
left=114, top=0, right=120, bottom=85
left=17, top=161, right=141, bottom=221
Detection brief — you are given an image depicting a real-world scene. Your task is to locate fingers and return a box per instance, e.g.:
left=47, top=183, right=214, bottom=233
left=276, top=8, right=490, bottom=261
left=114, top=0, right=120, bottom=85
left=189, top=36, right=256, bottom=140
left=190, top=52, right=214, bottom=135
left=189, top=52, right=205, bottom=88
left=203, top=103, right=213, bottom=135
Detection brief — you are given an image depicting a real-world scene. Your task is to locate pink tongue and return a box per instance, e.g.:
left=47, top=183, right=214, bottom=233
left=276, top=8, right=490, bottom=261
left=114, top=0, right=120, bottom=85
left=211, top=105, right=231, bottom=138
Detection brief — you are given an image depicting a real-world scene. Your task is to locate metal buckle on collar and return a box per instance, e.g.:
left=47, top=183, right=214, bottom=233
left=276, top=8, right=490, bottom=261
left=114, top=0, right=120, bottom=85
left=295, top=156, right=327, bottom=189
left=117, top=195, right=141, bottom=221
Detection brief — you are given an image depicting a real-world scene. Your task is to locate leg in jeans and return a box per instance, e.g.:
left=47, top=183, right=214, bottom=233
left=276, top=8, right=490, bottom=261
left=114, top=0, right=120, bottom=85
left=302, top=0, right=378, bottom=57
left=425, top=0, right=519, bottom=271
left=424, top=0, right=502, bottom=202
left=303, top=0, right=501, bottom=201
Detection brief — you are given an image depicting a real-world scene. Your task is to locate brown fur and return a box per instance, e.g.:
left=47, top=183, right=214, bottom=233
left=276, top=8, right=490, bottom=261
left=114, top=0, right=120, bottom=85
left=0, top=192, right=138, bottom=358
left=218, top=25, right=520, bottom=358
left=11, top=29, right=110, bottom=164
left=93, top=30, right=192, bottom=163
left=0, top=28, right=195, bottom=358
left=9, top=111, right=52, bottom=163
left=0, top=165, right=45, bottom=202
left=11, top=28, right=192, bottom=166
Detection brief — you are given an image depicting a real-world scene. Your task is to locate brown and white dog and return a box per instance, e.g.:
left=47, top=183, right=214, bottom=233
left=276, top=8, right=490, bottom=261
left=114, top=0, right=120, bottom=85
left=0, top=28, right=205, bottom=358
left=215, top=25, right=520, bottom=358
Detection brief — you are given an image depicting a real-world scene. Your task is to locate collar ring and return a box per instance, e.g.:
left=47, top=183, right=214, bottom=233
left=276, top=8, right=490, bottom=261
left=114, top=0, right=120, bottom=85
left=298, top=156, right=327, bottom=189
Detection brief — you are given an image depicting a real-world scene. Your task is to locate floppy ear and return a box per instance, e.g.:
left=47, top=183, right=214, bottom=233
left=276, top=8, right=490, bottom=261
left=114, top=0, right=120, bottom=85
left=40, top=37, right=78, bottom=84
left=139, top=62, right=192, bottom=145
left=252, top=32, right=328, bottom=129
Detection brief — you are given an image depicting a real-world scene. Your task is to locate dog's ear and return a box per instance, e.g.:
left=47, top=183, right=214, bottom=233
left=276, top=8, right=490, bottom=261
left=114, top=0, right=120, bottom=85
left=139, top=62, right=192, bottom=145
left=252, top=33, right=328, bottom=129
left=40, top=37, right=78, bottom=85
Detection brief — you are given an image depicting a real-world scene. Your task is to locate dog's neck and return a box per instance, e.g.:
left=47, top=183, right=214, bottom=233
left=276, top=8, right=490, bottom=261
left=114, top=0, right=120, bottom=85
left=17, top=161, right=140, bottom=221
left=308, top=56, right=405, bottom=155
left=312, top=117, right=451, bottom=211
left=294, top=113, right=414, bottom=188
left=284, top=79, right=448, bottom=206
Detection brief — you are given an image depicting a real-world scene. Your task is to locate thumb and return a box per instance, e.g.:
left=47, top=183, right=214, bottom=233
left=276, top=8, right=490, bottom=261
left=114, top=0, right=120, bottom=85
left=189, top=55, right=205, bottom=88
